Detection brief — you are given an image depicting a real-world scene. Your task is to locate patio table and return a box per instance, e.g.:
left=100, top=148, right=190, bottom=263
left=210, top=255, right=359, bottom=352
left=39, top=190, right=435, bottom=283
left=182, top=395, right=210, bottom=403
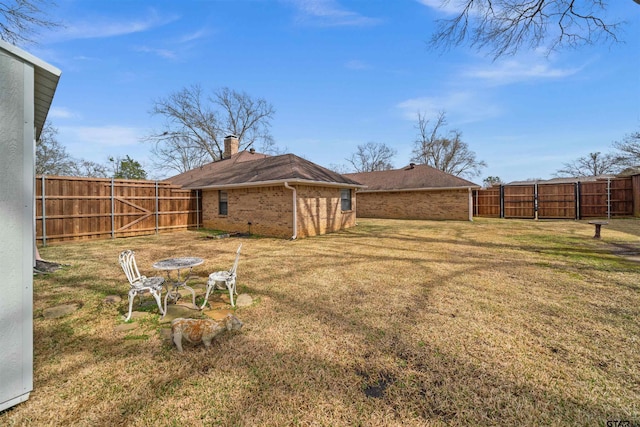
left=153, top=257, right=204, bottom=316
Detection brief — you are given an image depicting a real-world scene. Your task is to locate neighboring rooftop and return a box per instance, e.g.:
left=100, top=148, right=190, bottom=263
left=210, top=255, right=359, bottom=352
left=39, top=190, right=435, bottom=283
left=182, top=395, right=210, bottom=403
left=344, top=163, right=479, bottom=192
left=507, top=175, right=619, bottom=185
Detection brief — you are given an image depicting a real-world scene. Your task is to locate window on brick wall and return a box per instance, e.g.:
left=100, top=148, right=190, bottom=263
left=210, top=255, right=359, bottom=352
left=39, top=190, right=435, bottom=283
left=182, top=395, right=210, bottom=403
left=219, top=190, right=228, bottom=215
left=341, top=189, right=352, bottom=211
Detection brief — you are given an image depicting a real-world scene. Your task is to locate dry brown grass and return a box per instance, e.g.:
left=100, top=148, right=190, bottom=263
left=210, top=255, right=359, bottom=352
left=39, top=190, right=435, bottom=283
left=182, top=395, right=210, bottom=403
left=2, top=218, right=639, bottom=426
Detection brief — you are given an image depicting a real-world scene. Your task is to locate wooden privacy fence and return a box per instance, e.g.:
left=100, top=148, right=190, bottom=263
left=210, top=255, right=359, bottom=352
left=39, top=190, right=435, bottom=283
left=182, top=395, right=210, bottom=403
left=473, top=176, right=639, bottom=219
left=36, top=176, right=201, bottom=245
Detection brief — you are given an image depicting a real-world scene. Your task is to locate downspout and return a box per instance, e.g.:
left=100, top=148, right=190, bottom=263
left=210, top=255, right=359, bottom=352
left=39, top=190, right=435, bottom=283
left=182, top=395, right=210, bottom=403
left=468, top=187, right=473, bottom=221
left=284, top=182, right=297, bottom=240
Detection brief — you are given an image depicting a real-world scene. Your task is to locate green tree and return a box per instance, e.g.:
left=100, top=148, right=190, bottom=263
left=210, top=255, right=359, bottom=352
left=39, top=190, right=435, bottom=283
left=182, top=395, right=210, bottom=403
left=111, top=155, right=147, bottom=180
left=483, top=176, right=502, bottom=188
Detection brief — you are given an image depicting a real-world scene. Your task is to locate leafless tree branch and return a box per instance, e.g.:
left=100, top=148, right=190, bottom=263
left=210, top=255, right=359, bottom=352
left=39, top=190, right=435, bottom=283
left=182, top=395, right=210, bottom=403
left=430, top=0, right=629, bottom=59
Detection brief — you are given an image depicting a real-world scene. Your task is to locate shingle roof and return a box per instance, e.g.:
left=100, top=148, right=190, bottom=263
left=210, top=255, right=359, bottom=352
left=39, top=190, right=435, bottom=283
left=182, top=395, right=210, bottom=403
left=167, top=150, right=364, bottom=189
left=344, top=164, right=479, bottom=192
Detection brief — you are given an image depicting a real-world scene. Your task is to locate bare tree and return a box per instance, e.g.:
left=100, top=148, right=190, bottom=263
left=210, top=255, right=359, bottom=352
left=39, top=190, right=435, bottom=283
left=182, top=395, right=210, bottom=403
left=36, top=121, right=76, bottom=175
left=429, top=0, right=635, bottom=59
left=411, top=111, right=486, bottom=178
left=554, top=151, right=621, bottom=177
left=36, top=120, right=109, bottom=177
left=612, top=130, right=640, bottom=168
left=1, top=0, right=61, bottom=45
left=346, top=142, right=397, bottom=172
left=68, top=159, right=108, bottom=178
left=145, top=85, right=277, bottom=173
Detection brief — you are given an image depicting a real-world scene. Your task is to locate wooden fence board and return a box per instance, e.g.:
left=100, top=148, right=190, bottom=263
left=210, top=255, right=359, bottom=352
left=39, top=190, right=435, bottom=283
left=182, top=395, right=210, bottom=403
left=537, top=183, right=576, bottom=219
left=36, top=176, right=201, bottom=244
left=503, top=185, right=535, bottom=218
left=474, top=177, right=637, bottom=219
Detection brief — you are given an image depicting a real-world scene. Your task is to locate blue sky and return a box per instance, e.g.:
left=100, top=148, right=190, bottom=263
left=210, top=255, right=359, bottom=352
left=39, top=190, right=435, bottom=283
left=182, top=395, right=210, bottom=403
left=28, top=0, right=640, bottom=183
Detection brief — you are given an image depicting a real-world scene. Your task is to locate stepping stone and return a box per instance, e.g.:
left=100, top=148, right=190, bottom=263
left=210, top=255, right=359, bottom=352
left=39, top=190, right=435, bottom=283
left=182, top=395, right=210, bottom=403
left=43, top=303, right=81, bottom=319
left=205, top=301, right=229, bottom=310
left=176, top=301, right=200, bottom=310
left=159, top=304, right=202, bottom=324
left=203, top=309, right=233, bottom=320
left=159, top=328, right=172, bottom=341
left=124, top=311, right=150, bottom=321
left=104, top=295, right=122, bottom=305
left=236, top=294, right=253, bottom=307
left=114, top=323, right=139, bottom=332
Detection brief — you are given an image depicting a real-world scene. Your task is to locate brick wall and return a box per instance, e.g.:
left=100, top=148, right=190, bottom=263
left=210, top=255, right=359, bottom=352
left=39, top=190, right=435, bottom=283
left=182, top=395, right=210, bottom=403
left=296, top=185, right=356, bottom=238
left=202, top=184, right=357, bottom=238
left=356, top=189, right=471, bottom=221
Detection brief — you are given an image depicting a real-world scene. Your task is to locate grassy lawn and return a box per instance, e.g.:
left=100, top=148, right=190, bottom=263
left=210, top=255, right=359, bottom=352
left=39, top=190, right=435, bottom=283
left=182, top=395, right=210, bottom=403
left=2, top=218, right=639, bottom=426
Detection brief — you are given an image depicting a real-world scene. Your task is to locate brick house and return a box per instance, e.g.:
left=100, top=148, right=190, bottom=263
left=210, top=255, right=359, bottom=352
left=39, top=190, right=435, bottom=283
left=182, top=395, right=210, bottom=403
left=345, top=164, right=480, bottom=221
left=168, top=136, right=365, bottom=238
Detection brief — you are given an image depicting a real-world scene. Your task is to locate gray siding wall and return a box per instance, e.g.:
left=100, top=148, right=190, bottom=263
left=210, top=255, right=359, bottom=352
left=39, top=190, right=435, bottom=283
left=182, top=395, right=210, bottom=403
left=0, top=49, right=35, bottom=411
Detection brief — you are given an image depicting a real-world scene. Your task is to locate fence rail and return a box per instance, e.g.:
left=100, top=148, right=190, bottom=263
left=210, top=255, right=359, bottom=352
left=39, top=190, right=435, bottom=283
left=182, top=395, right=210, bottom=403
left=36, top=175, right=201, bottom=245
left=473, top=177, right=638, bottom=219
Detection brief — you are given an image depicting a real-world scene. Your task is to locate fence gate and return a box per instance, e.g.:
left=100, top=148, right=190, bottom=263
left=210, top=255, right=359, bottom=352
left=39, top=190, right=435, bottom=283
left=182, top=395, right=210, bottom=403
left=537, top=183, right=577, bottom=219
left=503, top=185, right=535, bottom=218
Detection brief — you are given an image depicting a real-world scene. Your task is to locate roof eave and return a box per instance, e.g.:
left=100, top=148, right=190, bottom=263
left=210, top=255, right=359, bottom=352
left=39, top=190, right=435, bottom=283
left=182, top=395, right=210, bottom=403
left=0, top=40, right=62, bottom=140
left=184, top=178, right=367, bottom=190
left=357, top=185, right=480, bottom=193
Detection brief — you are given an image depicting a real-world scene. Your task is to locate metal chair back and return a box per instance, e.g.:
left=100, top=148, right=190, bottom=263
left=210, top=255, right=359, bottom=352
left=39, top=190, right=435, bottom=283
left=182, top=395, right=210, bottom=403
left=119, top=250, right=143, bottom=286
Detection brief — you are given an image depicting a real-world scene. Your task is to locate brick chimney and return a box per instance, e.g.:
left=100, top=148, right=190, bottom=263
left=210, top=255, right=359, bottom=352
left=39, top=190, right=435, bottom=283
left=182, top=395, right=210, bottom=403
left=223, top=134, right=239, bottom=159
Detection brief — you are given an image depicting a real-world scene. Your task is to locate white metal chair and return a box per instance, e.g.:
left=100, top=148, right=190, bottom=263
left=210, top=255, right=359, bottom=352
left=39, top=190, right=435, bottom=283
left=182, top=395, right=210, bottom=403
left=119, top=250, right=165, bottom=321
left=201, top=244, right=242, bottom=308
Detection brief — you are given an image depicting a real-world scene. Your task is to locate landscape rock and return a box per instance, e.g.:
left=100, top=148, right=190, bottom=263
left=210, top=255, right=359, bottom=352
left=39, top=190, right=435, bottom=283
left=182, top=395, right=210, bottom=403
left=103, top=295, right=122, bottom=304
left=202, top=309, right=233, bottom=321
left=159, top=304, right=201, bottom=324
left=235, top=293, right=253, bottom=307
left=43, top=303, right=81, bottom=319
left=114, top=323, right=139, bottom=332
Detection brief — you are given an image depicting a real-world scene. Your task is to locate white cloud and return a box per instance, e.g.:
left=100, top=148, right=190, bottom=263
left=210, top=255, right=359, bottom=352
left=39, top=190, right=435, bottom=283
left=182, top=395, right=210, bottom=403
left=178, top=28, right=210, bottom=44
left=464, top=59, right=583, bottom=85
left=345, top=59, right=370, bottom=70
left=396, top=92, right=502, bottom=123
left=133, top=46, right=177, bottom=60
left=51, top=9, right=179, bottom=42
left=62, top=125, right=144, bottom=147
left=415, top=0, right=465, bottom=15
left=49, top=107, right=79, bottom=119
left=285, top=0, right=381, bottom=27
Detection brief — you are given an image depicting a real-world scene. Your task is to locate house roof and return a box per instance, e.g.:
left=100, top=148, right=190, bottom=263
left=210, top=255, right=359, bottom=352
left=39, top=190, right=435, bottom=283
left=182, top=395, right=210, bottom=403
left=167, top=150, right=365, bottom=189
left=0, top=40, right=61, bottom=140
left=344, top=164, right=480, bottom=192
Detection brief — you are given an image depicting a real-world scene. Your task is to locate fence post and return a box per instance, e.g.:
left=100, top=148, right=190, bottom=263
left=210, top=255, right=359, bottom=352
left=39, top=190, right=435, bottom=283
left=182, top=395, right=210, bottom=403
left=111, top=178, right=115, bottom=239
left=41, top=175, right=47, bottom=247
left=500, top=185, right=504, bottom=218
left=155, top=181, right=159, bottom=235
left=575, top=182, right=580, bottom=220
left=197, top=189, right=201, bottom=228
left=607, top=178, right=611, bottom=219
